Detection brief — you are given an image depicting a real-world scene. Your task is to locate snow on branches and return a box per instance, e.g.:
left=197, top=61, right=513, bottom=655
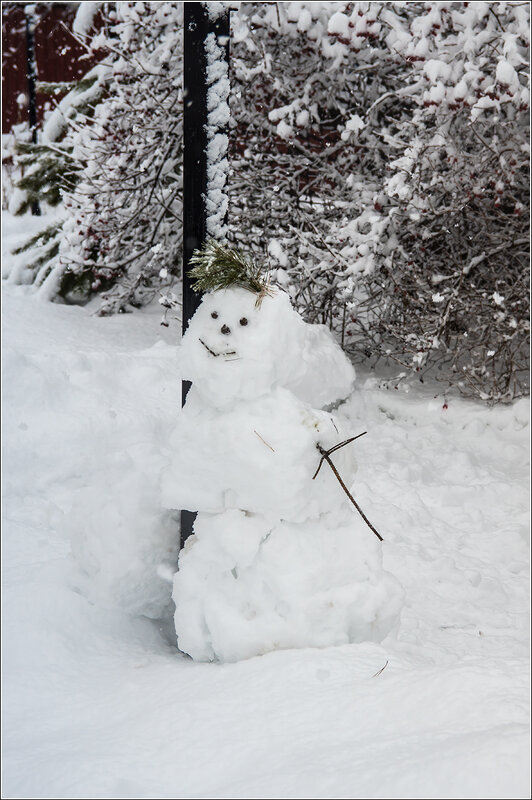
left=57, top=1, right=184, bottom=314
left=229, top=1, right=530, bottom=402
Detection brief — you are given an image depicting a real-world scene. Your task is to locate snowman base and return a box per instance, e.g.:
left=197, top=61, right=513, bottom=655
left=173, top=507, right=404, bottom=663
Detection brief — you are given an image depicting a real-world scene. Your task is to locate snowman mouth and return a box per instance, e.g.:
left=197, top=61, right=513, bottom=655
left=199, top=338, right=237, bottom=359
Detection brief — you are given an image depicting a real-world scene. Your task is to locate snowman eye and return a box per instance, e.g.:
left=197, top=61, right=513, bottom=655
left=211, top=312, right=218, bottom=319
left=239, top=317, right=248, bottom=326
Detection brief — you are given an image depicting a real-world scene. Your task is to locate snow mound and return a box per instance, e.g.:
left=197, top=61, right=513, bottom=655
left=162, top=386, right=358, bottom=521
left=2, top=242, right=529, bottom=798
left=69, top=455, right=179, bottom=619
left=178, top=286, right=355, bottom=409
left=174, top=508, right=404, bottom=663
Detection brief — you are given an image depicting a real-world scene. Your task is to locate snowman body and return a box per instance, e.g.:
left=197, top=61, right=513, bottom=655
left=164, top=287, right=403, bottom=662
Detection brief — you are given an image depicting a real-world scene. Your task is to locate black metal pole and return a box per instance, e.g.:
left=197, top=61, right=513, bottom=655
left=25, top=5, right=40, bottom=216
left=181, top=3, right=230, bottom=549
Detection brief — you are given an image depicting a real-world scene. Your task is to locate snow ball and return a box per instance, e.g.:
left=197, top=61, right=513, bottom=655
left=276, top=119, right=294, bottom=140
left=428, top=82, right=446, bottom=104
left=453, top=78, right=468, bottom=100
left=205, top=2, right=227, bottom=22
left=162, top=385, right=358, bottom=523
left=297, top=8, right=312, bottom=32
left=341, top=113, right=366, bottom=141
left=73, top=1, right=100, bottom=36
left=385, top=173, right=410, bottom=200
left=496, top=59, right=518, bottom=88
left=424, top=59, right=452, bottom=83
left=231, top=15, right=250, bottom=45
left=328, top=11, right=350, bottom=40
left=286, top=2, right=303, bottom=24
left=173, top=509, right=404, bottom=663
left=268, top=238, right=288, bottom=267
left=177, top=287, right=355, bottom=411
left=275, top=268, right=290, bottom=286
left=471, top=95, right=499, bottom=121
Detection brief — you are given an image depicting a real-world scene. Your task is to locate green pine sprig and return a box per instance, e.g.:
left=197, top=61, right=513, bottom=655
left=188, top=240, right=272, bottom=301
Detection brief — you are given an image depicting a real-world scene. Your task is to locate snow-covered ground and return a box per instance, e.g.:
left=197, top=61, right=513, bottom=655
left=2, top=213, right=530, bottom=799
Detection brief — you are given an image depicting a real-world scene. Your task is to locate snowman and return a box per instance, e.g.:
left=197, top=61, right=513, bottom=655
left=162, top=242, right=403, bottom=662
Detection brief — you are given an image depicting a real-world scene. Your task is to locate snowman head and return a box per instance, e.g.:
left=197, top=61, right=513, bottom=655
left=179, top=286, right=308, bottom=408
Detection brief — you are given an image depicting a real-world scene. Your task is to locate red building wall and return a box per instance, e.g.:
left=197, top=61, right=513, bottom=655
left=2, top=2, right=103, bottom=134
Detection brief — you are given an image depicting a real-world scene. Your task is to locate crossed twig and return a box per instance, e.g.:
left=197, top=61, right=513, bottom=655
left=313, top=433, right=384, bottom=542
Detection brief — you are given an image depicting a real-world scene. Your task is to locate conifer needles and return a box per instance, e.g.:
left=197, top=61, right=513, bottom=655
left=188, top=240, right=271, bottom=301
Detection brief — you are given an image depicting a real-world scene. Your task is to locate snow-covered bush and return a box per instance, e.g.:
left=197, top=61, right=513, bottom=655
left=359, top=111, right=530, bottom=401
left=369, top=1, right=530, bottom=402
left=51, top=1, right=184, bottom=314
left=5, top=2, right=183, bottom=310
left=230, top=1, right=530, bottom=402
left=3, top=74, right=106, bottom=296
left=3, top=2, right=180, bottom=310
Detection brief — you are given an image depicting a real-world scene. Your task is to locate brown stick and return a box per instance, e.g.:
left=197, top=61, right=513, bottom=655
left=312, top=432, right=367, bottom=480
left=199, top=339, right=236, bottom=358
left=314, top=442, right=384, bottom=542
left=254, top=429, right=275, bottom=452
left=372, top=660, right=389, bottom=677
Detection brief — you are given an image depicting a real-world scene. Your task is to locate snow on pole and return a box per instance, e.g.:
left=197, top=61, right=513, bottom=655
left=181, top=2, right=230, bottom=548
left=204, top=26, right=230, bottom=241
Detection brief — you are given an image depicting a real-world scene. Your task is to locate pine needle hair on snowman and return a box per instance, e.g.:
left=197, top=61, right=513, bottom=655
left=188, top=239, right=273, bottom=305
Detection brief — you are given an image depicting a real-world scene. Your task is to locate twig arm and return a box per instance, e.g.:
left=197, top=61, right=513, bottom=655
left=315, top=443, right=384, bottom=542
left=312, top=432, right=367, bottom=480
